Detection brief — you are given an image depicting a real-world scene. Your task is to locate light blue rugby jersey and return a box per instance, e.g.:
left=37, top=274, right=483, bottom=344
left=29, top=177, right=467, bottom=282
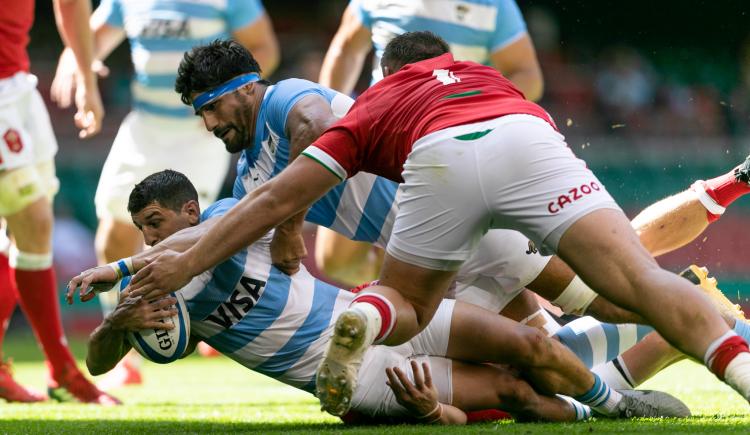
left=352, top=0, right=527, bottom=83
left=233, top=78, right=399, bottom=248
left=98, top=0, right=265, bottom=118
left=179, top=198, right=355, bottom=392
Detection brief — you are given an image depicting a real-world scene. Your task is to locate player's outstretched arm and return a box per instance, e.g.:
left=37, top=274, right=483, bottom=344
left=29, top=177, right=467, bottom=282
left=86, top=289, right=176, bottom=375
left=129, top=157, right=341, bottom=299
left=319, top=3, right=372, bottom=94
left=67, top=219, right=220, bottom=302
left=270, top=95, right=341, bottom=274
left=53, top=0, right=104, bottom=138
left=52, top=3, right=127, bottom=109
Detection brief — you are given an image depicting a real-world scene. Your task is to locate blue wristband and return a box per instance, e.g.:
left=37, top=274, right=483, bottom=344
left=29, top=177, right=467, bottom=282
left=117, top=259, right=132, bottom=278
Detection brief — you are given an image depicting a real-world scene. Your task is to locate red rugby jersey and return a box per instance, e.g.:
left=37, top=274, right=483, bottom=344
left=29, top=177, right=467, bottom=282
left=0, top=0, right=34, bottom=78
left=304, top=53, right=556, bottom=182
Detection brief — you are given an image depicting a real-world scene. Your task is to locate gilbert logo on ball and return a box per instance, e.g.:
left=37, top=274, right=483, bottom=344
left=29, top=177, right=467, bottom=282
left=118, top=277, right=191, bottom=364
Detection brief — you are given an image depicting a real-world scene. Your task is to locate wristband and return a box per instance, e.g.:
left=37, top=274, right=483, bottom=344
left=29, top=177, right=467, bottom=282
left=108, top=258, right=135, bottom=280
left=418, top=403, right=442, bottom=423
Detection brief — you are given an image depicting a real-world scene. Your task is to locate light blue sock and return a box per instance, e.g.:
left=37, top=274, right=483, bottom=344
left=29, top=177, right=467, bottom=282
left=733, top=319, right=750, bottom=343
left=555, top=316, right=653, bottom=368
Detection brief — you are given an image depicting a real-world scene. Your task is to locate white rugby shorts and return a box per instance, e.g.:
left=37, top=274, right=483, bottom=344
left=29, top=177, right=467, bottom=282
left=0, top=73, right=59, bottom=215
left=387, top=114, right=621, bottom=271
left=95, top=111, right=230, bottom=222
left=352, top=299, right=455, bottom=417
left=454, top=229, right=551, bottom=313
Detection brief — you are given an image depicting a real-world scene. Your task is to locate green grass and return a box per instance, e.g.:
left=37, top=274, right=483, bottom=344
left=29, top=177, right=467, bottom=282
left=1, top=335, right=749, bottom=434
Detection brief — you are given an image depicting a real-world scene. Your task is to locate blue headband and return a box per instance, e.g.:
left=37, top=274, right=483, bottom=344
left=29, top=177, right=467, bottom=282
left=192, top=73, right=261, bottom=112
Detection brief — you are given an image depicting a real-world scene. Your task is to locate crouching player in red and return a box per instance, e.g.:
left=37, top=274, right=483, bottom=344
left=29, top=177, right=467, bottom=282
left=69, top=170, right=690, bottom=422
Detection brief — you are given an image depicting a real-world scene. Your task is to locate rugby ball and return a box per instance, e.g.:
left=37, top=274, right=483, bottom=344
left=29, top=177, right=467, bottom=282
left=117, top=277, right=191, bottom=364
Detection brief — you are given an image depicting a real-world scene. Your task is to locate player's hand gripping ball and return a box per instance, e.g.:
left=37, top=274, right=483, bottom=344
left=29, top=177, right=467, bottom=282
left=118, top=277, right=191, bottom=364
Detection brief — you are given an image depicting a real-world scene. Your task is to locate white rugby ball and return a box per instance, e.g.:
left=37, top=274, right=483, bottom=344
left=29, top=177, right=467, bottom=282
left=117, top=277, right=191, bottom=364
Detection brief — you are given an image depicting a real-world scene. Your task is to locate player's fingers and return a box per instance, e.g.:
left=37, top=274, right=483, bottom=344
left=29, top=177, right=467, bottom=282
left=422, top=362, right=433, bottom=388
left=410, top=360, right=424, bottom=389
left=80, top=291, right=97, bottom=303
left=151, top=297, right=178, bottom=309
left=392, top=367, right=417, bottom=396
left=385, top=368, right=405, bottom=394
left=143, top=320, right=174, bottom=330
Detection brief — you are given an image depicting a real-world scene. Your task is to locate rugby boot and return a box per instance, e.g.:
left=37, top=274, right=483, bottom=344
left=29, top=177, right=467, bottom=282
left=316, top=308, right=377, bottom=416
left=734, top=154, right=750, bottom=185
left=47, top=363, right=121, bottom=405
left=96, top=356, right=143, bottom=391
left=198, top=342, right=221, bottom=358
left=615, top=389, right=691, bottom=418
left=0, top=359, right=45, bottom=402
left=680, top=265, right=745, bottom=321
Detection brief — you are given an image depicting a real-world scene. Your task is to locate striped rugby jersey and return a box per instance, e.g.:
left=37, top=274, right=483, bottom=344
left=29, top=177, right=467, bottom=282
left=233, top=78, right=399, bottom=247
left=352, top=0, right=528, bottom=83
left=99, top=0, right=265, bottom=118
left=181, top=198, right=355, bottom=392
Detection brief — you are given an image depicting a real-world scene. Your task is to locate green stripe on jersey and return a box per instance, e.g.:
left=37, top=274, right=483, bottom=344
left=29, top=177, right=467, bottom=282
left=300, top=152, right=344, bottom=181
left=443, top=90, right=482, bottom=99
left=454, top=128, right=493, bottom=141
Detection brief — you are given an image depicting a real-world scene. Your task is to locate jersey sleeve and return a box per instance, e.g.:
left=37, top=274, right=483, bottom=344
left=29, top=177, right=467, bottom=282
left=348, top=0, right=372, bottom=29
left=96, top=0, right=124, bottom=28
left=265, top=80, right=328, bottom=136
left=490, top=0, right=528, bottom=52
left=302, top=105, right=369, bottom=181
left=226, top=0, right=265, bottom=31
left=201, top=198, right=240, bottom=221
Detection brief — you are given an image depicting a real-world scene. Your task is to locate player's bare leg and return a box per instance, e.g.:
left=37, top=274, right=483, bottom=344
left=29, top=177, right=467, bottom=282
left=5, top=196, right=117, bottom=404
left=93, top=217, right=144, bottom=389
left=556, top=208, right=750, bottom=399
left=314, top=227, right=382, bottom=287
left=451, top=361, right=579, bottom=422
left=633, top=155, right=750, bottom=256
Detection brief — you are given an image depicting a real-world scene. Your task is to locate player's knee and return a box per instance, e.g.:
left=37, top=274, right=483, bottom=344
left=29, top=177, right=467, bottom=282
left=513, top=326, right=552, bottom=367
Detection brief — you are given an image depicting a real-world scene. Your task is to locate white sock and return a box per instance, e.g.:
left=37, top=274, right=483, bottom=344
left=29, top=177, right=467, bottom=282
left=724, top=352, right=750, bottom=399
left=574, top=373, right=624, bottom=416
left=558, top=395, right=592, bottom=421
left=592, top=358, right=635, bottom=390
left=349, top=302, right=383, bottom=346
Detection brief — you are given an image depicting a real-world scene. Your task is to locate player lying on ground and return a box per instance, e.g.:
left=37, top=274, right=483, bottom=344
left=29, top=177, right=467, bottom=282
left=69, top=170, right=690, bottom=422
left=127, top=33, right=750, bottom=415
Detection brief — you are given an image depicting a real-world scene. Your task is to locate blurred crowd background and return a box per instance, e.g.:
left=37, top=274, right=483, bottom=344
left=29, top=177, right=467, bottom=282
left=15, top=0, right=750, bottom=335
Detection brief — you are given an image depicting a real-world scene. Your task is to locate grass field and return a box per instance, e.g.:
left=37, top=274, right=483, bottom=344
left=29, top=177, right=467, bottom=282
left=1, top=335, right=750, bottom=434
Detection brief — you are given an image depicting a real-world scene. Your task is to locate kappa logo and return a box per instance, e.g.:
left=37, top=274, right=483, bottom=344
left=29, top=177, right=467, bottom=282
left=547, top=181, right=601, bottom=214
left=525, top=240, right=538, bottom=255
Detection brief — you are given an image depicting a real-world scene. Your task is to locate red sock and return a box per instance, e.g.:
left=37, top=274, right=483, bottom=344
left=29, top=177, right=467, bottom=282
left=695, top=169, right=750, bottom=222
left=0, top=253, right=17, bottom=351
left=13, top=265, right=77, bottom=379
left=707, top=335, right=750, bottom=380
left=465, top=409, right=513, bottom=423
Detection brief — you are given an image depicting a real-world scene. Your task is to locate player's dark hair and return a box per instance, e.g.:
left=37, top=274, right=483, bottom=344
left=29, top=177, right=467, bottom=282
left=175, top=39, right=269, bottom=106
left=128, top=170, right=199, bottom=214
left=381, top=31, right=450, bottom=72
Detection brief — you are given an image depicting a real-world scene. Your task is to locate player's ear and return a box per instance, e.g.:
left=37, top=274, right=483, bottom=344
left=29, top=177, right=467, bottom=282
left=183, top=200, right=201, bottom=225
left=381, top=65, right=391, bottom=77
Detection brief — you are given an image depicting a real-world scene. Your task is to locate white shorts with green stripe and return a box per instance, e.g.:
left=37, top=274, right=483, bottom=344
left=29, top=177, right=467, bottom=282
left=387, top=114, right=621, bottom=271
